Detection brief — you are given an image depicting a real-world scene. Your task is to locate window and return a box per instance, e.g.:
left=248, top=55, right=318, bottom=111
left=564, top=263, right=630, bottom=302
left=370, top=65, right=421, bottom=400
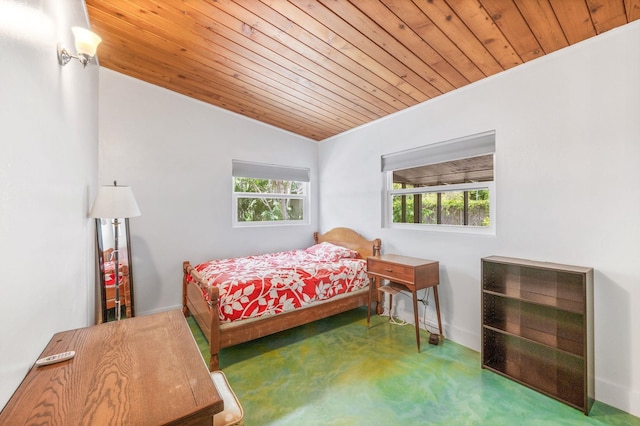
left=232, top=160, right=310, bottom=226
left=382, top=131, right=495, bottom=233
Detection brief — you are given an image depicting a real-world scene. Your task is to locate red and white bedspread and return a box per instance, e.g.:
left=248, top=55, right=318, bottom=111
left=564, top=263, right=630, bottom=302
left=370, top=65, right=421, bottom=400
left=102, top=261, right=125, bottom=287
left=191, top=242, right=369, bottom=323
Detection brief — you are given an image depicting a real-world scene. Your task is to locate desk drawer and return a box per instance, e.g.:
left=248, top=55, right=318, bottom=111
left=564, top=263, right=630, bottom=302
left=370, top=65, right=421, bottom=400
left=368, top=258, right=415, bottom=283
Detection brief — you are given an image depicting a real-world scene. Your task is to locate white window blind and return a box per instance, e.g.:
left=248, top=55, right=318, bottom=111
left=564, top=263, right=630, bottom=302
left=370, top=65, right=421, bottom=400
left=381, top=130, right=496, bottom=172
left=232, top=160, right=310, bottom=182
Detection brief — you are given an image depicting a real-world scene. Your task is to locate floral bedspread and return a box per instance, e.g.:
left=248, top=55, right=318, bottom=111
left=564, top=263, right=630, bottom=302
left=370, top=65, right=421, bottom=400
left=191, top=242, right=369, bottom=323
left=102, top=260, right=126, bottom=287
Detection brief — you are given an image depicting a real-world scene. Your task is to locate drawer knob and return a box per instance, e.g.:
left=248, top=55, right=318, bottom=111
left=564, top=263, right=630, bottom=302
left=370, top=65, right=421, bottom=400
left=385, top=268, right=393, bottom=272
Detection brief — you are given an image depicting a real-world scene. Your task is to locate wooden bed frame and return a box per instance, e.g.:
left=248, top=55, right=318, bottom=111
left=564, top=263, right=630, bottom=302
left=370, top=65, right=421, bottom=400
left=182, top=227, right=381, bottom=370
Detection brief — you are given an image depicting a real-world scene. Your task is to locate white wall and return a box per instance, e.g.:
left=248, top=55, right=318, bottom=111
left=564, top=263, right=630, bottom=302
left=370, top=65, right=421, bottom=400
left=98, top=69, right=318, bottom=316
left=0, top=0, right=98, bottom=408
left=319, top=21, right=640, bottom=416
left=4, top=0, right=635, bottom=418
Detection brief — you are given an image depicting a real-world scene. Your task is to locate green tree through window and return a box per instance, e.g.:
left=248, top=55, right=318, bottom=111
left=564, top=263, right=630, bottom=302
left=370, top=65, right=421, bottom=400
left=232, top=160, right=310, bottom=226
left=234, top=178, right=305, bottom=222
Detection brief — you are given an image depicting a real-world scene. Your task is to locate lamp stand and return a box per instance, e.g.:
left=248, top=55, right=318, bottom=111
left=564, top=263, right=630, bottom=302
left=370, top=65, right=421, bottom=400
left=113, top=217, right=122, bottom=321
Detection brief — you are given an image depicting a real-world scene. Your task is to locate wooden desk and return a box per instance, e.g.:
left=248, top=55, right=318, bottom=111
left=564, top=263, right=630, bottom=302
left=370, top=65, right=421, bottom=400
left=367, top=254, right=443, bottom=352
left=0, top=310, right=223, bottom=425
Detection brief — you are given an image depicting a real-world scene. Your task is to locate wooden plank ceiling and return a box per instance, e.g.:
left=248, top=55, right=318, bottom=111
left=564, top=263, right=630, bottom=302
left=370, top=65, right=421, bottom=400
left=87, top=0, right=640, bottom=141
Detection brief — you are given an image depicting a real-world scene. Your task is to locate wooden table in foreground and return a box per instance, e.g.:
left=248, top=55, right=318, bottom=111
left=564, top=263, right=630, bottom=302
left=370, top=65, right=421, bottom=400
left=367, top=254, right=443, bottom=352
left=0, top=310, right=223, bottom=425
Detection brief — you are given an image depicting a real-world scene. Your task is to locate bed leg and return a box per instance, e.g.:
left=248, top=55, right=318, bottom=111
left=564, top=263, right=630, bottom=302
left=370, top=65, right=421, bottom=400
left=208, top=287, right=222, bottom=371
left=209, top=353, right=220, bottom=371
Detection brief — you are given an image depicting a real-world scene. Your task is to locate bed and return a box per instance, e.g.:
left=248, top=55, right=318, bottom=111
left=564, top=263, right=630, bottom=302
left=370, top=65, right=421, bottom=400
left=182, top=227, right=381, bottom=370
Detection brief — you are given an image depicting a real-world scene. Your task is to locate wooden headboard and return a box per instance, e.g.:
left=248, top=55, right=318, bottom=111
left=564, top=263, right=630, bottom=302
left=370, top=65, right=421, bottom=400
left=313, top=227, right=381, bottom=259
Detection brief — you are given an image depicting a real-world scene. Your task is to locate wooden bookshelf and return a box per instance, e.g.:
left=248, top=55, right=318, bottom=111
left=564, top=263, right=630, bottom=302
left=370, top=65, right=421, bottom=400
left=481, top=256, right=594, bottom=415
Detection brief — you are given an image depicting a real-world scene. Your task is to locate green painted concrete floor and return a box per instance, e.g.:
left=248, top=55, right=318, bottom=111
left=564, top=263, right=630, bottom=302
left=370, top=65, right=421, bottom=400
left=187, top=308, right=639, bottom=426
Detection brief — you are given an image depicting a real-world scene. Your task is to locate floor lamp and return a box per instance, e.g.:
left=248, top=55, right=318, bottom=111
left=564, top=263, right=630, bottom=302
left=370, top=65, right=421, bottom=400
left=90, top=181, right=141, bottom=321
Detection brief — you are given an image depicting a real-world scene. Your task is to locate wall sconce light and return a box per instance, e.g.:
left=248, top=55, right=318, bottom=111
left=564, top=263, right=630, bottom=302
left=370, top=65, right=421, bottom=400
left=57, top=27, right=102, bottom=67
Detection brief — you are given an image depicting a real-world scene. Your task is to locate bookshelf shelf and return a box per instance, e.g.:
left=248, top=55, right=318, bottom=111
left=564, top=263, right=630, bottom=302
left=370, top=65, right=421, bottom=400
left=481, top=256, right=594, bottom=415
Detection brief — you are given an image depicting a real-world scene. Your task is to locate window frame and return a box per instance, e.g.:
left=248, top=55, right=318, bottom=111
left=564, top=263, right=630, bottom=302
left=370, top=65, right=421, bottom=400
left=381, top=131, right=496, bottom=235
left=231, top=160, right=310, bottom=228
left=384, top=177, right=495, bottom=235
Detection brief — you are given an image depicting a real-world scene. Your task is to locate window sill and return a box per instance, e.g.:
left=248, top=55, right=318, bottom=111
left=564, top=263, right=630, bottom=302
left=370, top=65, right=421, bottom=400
left=232, top=220, right=310, bottom=228
left=387, top=222, right=496, bottom=236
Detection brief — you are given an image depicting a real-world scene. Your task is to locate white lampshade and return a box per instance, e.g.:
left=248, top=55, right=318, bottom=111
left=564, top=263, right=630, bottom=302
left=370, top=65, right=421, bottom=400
left=90, top=184, right=141, bottom=219
left=72, top=26, right=102, bottom=57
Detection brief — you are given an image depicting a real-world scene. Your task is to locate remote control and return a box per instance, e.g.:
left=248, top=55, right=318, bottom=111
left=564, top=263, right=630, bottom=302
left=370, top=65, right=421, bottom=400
left=35, top=351, right=75, bottom=366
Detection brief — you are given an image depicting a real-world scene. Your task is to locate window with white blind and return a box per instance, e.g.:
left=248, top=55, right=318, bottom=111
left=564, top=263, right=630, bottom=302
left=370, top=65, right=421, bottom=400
left=382, top=131, right=496, bottom=234
left=232, top=160, right=310, bottom=226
